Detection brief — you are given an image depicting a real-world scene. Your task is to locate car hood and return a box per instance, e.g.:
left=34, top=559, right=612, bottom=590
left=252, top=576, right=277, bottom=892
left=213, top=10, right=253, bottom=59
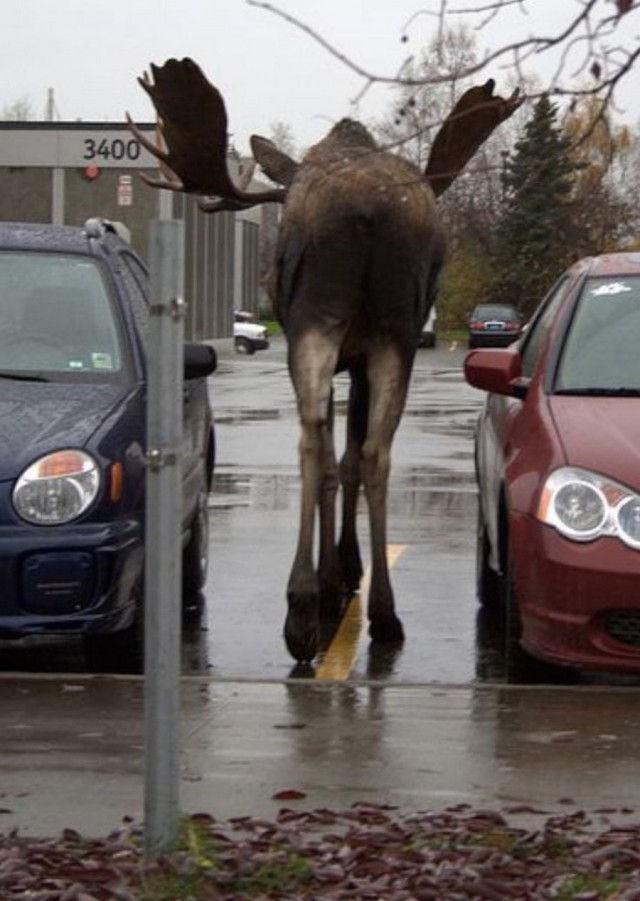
left=0, top=381, right=132, bottom=480
left=234, top=322, right=266, bottom=338
left=549, top=395, right=640, bottom=490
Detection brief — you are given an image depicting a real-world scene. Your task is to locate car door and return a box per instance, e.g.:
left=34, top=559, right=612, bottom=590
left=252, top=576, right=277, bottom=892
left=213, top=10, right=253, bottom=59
left=115, top=250, right=204, bottom=528
left=477, top=277, right=575, bottom=562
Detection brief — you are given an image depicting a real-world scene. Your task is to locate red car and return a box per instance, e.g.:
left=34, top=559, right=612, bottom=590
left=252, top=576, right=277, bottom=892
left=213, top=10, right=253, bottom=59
left=465, top=252, right=640, bottom=680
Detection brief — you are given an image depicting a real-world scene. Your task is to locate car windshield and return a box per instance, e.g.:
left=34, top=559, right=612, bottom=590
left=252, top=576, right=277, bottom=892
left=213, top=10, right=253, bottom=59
left=0, top=252, right=124, bottom=377
left=556, top=275, right=640, bottom=393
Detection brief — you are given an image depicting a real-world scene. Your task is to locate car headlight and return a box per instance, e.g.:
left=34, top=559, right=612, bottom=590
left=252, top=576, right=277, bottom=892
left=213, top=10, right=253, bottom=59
left=13, top=450, right=100, bottom=525
left=615, top=497, right=640, bottom=548
left=537, top=467, right=640, bottom=549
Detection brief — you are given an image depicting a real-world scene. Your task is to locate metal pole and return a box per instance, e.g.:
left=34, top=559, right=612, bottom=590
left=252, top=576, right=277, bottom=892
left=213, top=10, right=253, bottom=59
left=144, top=219, right=185, bottom=857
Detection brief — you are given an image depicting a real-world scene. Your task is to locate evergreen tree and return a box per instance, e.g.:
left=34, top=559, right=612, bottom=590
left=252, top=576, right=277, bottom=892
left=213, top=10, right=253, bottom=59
left=490, top=95, right=580, bottom=317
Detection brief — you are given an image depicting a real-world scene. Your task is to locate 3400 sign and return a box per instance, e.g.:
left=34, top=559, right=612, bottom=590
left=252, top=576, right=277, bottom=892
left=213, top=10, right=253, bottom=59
left=83, top=137, right=141, bottom=162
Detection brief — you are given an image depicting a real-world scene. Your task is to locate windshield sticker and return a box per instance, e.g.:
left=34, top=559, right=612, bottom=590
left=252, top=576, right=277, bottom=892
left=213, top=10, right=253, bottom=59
left=92, top=353, right=114, bottom=370
left=590, top=282, right=633, bottom=296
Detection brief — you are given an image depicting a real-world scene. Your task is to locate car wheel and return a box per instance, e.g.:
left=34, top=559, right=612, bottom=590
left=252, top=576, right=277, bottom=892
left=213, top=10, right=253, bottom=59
left=183, top=487, right=209, bottom=601
left=476, top=503, right=500, bottom=607
left=85, top=589, right=143, bottom=674
left=235, top=336, right=255, bottom=355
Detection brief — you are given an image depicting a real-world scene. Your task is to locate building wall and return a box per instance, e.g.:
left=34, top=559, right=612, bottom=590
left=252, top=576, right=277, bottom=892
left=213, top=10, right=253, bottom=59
left=174, top=193, right=236, bottom=343
left=0, top=168, right=52, bottom=221
left=63, top=166, right=160, bottom=254
left=0, top=122, right=262, bottom=341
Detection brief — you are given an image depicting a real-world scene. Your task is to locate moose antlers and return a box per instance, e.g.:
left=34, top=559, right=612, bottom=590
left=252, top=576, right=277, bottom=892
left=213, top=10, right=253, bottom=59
left=425, top=80, right=523, bottom=197
left=129, top=57, right=523, bottom=209
left=127, top=58, right=287, bottom=211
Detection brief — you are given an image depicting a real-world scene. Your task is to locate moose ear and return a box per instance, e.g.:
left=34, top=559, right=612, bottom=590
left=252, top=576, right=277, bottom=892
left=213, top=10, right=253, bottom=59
left=250, top=135, right=300, bottom=188
left=425, top=80, right=523, bottom=198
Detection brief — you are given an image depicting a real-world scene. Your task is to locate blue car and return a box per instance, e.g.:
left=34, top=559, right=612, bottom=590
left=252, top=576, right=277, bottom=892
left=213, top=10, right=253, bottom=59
left=0, top=219, right=216, bottom=670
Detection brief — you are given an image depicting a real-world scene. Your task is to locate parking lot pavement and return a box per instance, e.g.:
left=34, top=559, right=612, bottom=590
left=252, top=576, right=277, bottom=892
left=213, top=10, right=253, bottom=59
left=2, top=674, right=640, bottom=837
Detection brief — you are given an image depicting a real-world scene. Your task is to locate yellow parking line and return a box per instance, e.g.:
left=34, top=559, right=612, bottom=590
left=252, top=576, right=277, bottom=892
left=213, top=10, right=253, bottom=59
left=316, top=544, right=408, bottom=680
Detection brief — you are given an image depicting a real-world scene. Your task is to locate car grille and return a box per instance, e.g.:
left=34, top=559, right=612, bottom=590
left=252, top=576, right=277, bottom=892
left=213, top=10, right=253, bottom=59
left=604, top=612, right=640, bottom=649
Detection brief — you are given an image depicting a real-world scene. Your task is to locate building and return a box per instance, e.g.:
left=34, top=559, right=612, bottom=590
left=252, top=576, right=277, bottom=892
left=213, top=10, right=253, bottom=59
left=0, top=121, right=262, bottom=341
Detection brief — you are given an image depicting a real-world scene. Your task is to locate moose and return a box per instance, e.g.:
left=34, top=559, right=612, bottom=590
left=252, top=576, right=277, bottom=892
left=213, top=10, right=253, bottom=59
left=129, top=58, right=521, bottom=663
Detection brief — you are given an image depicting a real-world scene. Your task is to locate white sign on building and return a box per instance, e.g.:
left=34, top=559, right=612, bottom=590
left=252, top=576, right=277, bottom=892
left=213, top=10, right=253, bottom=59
left=0, top=124, right=157, bottom=169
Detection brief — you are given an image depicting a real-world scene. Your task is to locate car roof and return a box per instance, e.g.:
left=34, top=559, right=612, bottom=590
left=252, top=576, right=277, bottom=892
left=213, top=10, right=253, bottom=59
left=474, top=303, right=516, bottom=309
left=573, top=252, right=640, bottom=277
left=0, top=219, right=128, bottom=256
left=472, top=303, right=519, bottom=314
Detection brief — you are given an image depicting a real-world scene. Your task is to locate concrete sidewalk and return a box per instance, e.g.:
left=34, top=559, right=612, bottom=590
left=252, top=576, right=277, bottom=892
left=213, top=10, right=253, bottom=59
left=2, top=674, right=640, bottom=837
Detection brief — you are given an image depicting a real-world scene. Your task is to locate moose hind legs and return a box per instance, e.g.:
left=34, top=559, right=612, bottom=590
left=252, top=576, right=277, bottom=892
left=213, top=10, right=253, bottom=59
left=285, top=332, right=345, bottom=662
left=360, top=346, right=410, bottom=648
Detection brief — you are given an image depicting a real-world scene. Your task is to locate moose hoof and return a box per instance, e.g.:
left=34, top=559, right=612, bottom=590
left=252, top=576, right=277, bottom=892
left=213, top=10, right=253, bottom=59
left=284, top=601, right=319, bottom=663
left=369, top=614, right=405, bottom=646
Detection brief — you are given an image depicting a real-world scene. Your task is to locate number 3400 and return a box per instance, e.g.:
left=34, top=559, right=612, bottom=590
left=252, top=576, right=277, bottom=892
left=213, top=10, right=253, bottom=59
left=83, top=138, right=141, bottom=161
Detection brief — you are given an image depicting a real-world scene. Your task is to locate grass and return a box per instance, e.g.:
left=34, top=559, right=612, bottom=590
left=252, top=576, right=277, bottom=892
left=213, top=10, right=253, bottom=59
left=230, top=853, right=314, bottom=896
left=438, top=329, right=467, bottom=343
left=137, top=816, right=314, bottom=899
left=555, top=872, right=623, bottom=900
left=138, top=817, right=220, bottom=900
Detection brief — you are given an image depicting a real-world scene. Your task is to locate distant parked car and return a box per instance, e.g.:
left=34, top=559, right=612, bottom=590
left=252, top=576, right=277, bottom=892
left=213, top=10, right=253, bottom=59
left=467, top=303, right=522, bottom=348
left=0, top=219, right=217, bottom=671
left=465, top=252, right=640, bottom=680
left=233, top=310, right=270, bottom=354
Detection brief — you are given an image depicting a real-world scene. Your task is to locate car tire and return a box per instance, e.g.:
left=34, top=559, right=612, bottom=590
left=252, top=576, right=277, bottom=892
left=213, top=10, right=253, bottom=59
left=475, top=604, right=508, bottom=682
left=476, top=504, right=500, bottom=607
left=503, top=551, right=527, bottom=680
left=183, top=487, right=209, bottom=602
left=85, top=589, right=144, bottom=675
left=235, top=336, right=255, bottom=355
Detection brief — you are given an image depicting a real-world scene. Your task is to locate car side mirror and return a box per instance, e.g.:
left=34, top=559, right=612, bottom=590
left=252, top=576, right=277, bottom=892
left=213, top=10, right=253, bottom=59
left=184, top=343, right=217, bottom=380
left=464, top=346, right=524, bottom=397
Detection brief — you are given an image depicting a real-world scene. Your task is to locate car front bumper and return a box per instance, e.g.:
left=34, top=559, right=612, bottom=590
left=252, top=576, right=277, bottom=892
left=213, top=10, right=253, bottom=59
left=0, top=518, right=143, bottom=638
left=513, top=513, right=640, bottom=673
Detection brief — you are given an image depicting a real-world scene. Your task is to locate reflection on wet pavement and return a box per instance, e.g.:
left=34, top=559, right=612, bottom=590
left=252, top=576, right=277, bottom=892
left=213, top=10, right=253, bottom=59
left=8, top=341, right=634, bottom=687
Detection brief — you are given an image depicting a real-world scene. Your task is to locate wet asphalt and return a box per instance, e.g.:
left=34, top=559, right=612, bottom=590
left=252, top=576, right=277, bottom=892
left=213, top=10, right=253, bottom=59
left=203, top=334, right=482, bottom=683
left=2, top=335, right=640, bottom=838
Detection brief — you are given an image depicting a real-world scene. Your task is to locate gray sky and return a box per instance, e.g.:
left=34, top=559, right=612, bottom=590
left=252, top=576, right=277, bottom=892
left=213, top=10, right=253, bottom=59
left=2, top=1, right=638, bottom=154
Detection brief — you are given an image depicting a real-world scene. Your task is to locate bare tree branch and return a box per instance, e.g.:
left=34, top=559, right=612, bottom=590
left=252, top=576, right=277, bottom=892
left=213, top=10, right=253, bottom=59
left=247, top=0, right=639, bottom=112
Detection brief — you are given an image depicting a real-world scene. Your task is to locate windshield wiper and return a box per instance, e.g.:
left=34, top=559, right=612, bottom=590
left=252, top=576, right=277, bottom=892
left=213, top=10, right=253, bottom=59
left=0, top=371, right=50, bottom=383
left=555, top=387, right=640, bottom=397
